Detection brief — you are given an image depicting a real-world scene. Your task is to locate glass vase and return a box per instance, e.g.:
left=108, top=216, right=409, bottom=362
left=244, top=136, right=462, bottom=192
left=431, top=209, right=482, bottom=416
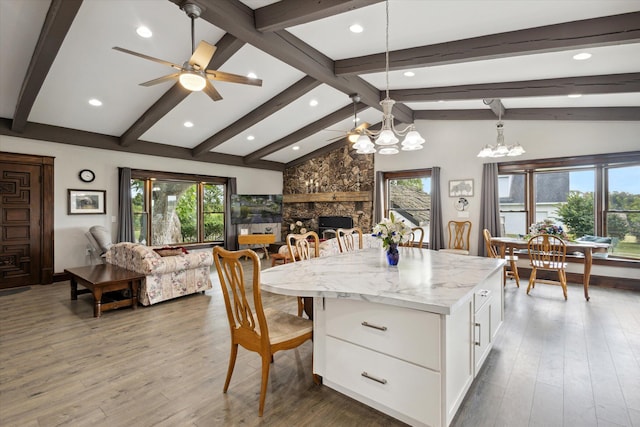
left=386, top=243, right=400, bottom=266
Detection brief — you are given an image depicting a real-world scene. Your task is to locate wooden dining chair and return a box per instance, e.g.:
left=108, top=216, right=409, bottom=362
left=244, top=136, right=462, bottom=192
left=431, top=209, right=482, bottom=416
left=336, top=227, right=363, bottom=253
left=440, top=220, right=472, bottom=255
left=286, top=231, right=320, bottom=317
left=401, top=226, right=425, bottom=248
left=213, top=247, right=313, bottom=416
left=527, top=234, right=568, bottom=300
left=483, top=228, right=520, bottom=287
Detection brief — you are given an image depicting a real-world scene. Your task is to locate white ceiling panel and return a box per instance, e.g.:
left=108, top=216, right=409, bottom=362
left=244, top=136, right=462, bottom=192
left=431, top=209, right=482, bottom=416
left=215, top=84, right=351, bottom=156
left=502, top=93, right=640, bottom=109
left=287, top=1, right=640, bottom=60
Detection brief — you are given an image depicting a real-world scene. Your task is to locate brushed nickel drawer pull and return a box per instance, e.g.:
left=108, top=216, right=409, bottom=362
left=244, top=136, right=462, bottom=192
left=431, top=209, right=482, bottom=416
left=361, top=371, right=387, bottom=384
left=475, top=322, right=481, bottom=346
left=361, top=321, right=387, bottom=331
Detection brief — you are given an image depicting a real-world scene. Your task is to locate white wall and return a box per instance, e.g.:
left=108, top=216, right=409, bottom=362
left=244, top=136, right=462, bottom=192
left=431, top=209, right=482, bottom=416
left=375, top=119, right=640, bottom=262
left=0, top=135, right=283, bottom=273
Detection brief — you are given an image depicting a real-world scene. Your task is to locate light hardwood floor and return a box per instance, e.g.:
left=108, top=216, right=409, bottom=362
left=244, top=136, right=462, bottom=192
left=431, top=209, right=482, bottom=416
left=1, top=266, right=639, bottom=427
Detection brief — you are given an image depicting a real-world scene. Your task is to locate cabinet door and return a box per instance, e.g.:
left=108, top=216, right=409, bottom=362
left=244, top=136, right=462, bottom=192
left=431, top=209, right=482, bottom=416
left=474, top=300, right=492, bottom=374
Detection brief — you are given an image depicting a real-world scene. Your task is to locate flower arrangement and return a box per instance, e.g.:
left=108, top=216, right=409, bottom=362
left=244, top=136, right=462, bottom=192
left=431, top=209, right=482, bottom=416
left=289, top=220, right=307, bottom=235
left=372, top=212, right=411, bottom=249
left=528, top=218, right=568, bottom=239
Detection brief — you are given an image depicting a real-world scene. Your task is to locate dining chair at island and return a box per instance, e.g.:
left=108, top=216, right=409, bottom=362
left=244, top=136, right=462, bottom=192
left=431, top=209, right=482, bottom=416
left=286, top=231, right=320, bottom=318
left=527, top=234, right=568, bottom=300
left=212, top=247, right=314, bottom=416
left=401, top=226, right=425, bottom=248
left=336, top=227, right=364, bottom=253
left=483, top=228, right=520, bottom=287
left=440, top=220, right=472, bottom=255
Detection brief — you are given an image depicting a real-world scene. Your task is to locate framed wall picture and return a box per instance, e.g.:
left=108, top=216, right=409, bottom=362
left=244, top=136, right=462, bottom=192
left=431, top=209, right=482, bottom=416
left=68, top=189, right=106, bottom=214
left=449, top=179, right=474, bottom=197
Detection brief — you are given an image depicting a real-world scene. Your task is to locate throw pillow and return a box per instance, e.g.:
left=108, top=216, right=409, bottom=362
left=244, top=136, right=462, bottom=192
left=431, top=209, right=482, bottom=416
left=154, top=246, right=189, bottom=257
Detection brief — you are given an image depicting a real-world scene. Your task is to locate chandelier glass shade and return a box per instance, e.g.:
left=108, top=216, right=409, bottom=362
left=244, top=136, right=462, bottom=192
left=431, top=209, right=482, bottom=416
left=477, top=116, right=525, bottom=158
left=353, top=0, right=424, bottom=155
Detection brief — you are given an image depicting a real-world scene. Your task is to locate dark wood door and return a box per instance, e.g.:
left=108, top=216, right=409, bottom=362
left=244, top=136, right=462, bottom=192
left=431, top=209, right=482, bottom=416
left=1, top=153, right=53, bottom=288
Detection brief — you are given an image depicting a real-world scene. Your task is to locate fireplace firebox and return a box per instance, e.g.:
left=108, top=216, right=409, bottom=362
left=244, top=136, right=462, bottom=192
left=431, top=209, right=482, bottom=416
left=318, top=216, right=353, bottom=239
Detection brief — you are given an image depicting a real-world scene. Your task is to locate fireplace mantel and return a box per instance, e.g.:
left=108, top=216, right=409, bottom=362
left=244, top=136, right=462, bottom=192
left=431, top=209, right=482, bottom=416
left=283, top=191, right=372, bottom=204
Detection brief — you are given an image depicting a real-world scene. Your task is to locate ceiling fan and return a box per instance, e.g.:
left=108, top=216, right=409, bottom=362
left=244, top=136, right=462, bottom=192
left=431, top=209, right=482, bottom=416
left=112, top=3, right=262, bottom=102
left=327, top=94, right=371, bottom=143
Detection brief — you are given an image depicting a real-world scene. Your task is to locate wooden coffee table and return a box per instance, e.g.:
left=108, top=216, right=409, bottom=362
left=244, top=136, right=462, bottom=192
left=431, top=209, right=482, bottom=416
left=65, top=264, right=144, bottom=318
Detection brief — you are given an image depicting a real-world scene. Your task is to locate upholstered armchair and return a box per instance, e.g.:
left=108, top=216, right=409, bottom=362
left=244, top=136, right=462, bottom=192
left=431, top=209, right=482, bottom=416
left=106, top=242, right=213, bottom=305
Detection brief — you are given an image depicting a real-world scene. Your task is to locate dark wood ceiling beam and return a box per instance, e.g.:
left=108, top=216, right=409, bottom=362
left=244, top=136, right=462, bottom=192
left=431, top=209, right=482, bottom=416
left=243, top=103, right=369, bottom=163
left=192, top=76, right=321, bottom=157
left=0, top=119, right=283, bottom=171
left=11, top=0, right=83, bottom=133
left=391, top=73, right=640, bottom=102
left=335, top=12, right=640, bottom=75
left=169, top=0, right=414, bottom=124
left=255, top=0, right=382, bottom=32
left=414, top=107, right=640, bottom=121
left=120, top=33, right=245, bottom=147
left=483, top=99, right=505, bottom=118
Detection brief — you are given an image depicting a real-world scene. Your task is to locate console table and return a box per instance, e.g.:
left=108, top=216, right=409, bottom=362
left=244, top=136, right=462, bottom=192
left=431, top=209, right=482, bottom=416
left=261, top=248, right=505, bottom=427
left=238, top=233, right=275, bottom=259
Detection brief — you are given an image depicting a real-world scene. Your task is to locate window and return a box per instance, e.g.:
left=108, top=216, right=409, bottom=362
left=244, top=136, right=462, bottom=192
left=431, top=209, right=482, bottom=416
left=606, top=165, right=640, bottom=258
left=383, top=169, right=431, bottom=246
left=131, top=170, right=228, bottom=246
left=499, top=152, right=640, bottom=259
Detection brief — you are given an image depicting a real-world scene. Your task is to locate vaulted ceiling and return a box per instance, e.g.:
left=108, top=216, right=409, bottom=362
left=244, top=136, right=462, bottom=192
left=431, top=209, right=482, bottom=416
left=1, top=0, right=639, bottom=172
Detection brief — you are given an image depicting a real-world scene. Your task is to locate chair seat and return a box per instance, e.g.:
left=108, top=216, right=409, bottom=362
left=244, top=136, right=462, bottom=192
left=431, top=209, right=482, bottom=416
left=262, top=307, right=313, bottom=344
left=440, top=248, right=470, bottom=255
left=531, top=260, right=567, bottom=269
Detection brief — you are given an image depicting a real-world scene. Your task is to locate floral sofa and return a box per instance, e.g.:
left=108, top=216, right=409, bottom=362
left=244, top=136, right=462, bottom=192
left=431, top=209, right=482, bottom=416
left=106, top=242, right=213, bottom=306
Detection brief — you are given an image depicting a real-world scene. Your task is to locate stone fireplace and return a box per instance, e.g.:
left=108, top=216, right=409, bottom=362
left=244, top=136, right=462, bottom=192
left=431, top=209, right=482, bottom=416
left=281, top=144, right=374, bottom=241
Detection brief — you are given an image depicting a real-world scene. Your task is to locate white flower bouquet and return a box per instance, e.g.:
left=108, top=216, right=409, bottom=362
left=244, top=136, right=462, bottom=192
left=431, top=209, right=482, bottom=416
left=372, top=212, right=411, bottom=249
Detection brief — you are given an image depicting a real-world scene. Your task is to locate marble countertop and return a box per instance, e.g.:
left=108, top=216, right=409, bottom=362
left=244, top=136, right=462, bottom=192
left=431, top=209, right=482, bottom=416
left=260, top=247, right=504, bottom=315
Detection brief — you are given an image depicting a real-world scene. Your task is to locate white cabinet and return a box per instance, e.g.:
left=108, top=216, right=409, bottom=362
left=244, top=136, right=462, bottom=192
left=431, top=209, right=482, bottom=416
left=314, top=269, right=503, bottom=427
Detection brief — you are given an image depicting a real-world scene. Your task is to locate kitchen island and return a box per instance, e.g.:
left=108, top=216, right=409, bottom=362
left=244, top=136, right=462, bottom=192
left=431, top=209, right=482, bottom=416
left=261, top=247, right=505, bottom=427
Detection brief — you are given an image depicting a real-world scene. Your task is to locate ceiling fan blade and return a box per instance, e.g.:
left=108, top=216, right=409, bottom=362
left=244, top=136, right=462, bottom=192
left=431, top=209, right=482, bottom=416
left=356, top=122, right=371, bottom=131
left=113, top=47, right=182, bottom=70
left=189, top=41, right=217, bottom=70
left=139, top=73, right=180, bottom=87
left=205, top=69, right=262, bottom=87
left=203, top=80, right=223, bottom=101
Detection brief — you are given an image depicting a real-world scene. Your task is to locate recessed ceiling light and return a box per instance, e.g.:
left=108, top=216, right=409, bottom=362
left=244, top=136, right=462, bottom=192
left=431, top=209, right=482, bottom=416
left=403, top=71, right=415, bottom=77
left=136, top=26, right=152, bottom=38
left=437, top=100, right=445, bottom=103
left=247, top=72, right=257, bottom=79
left=183, top=121, right=194, bottom=127
left=309, top=99, right=318, bottom=107
left=247, top=135, right=255, bottom=141
left=88, top=98, right=102, bottom=106
left=349, top=24, right=363, bottom=33
left=292, top=146, right=300, bottom=151
left=353, top=117, right=360, bottom=123
left=568, top=94, right=582, bottom=98
left=573, top=52, right=591, bottom=61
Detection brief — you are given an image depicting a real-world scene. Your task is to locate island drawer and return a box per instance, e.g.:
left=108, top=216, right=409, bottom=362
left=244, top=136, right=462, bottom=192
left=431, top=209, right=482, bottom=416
left=325, top=298, right=441, bottom=370
left=325, top=336, right=441, bottom=427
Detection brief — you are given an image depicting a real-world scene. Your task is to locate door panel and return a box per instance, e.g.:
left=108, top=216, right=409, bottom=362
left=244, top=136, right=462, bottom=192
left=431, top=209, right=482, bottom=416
left=1, top=163, right=41, bottom=288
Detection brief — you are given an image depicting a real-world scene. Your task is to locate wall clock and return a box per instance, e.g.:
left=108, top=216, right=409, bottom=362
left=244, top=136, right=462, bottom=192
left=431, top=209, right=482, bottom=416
left=79, top=169, right=95, bottom=183
left=455, top=197, right=469, bottom=211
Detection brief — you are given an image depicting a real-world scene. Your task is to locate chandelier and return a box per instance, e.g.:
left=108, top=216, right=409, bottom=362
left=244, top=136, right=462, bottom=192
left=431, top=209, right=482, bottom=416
left=352, top=0, right=425, bottom=155
left=477, top=109, right=525, bottom=158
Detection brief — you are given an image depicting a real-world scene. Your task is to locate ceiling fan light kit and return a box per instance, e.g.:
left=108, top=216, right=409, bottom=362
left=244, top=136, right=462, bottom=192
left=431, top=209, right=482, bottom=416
left=352, top=0, right=425, bottom=156
left=179, top=70, right=206, bottom=91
